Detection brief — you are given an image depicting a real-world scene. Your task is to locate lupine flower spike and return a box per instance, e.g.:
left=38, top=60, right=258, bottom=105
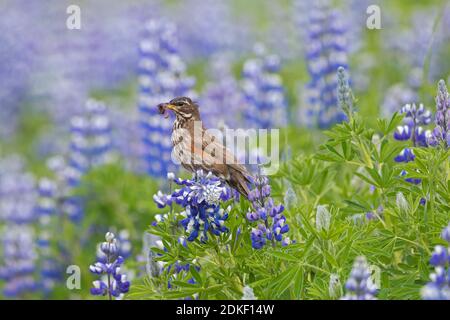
left=296, top=0, right=349, bottom=128
left=421, top=223, right=450, bottom=300
left=428, top=80, right=450, bottom=147
left=393, top=102, right=432, bottom=185
left=337, top=66, right=354, bottom=119
left=153, top=171, right=232, bottom=242
left=341, top=256, right=378, bottom=300
left=90, top=232, right=130, bottom=300
left=241, top=45, right=288, bottom=129
left=246, top=175, right=290, bottom=249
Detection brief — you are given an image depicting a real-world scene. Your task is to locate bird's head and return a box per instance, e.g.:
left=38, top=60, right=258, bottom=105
left=158, top=97, right=200, bottom=121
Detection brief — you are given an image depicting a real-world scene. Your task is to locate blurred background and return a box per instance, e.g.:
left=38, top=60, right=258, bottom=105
left=0, top=0, right=449, bottom=299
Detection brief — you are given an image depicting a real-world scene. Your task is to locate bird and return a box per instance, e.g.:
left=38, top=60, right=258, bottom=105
left=157, top=96, right=252, bottom=199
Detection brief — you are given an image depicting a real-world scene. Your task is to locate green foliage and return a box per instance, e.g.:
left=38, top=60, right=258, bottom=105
left=129, top=110, right=450, bottom=300
left=47, top=163, right=160, bottom=299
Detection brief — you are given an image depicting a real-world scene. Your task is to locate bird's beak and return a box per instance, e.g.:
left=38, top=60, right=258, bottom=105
left=165, top=104, right=177, bottom=111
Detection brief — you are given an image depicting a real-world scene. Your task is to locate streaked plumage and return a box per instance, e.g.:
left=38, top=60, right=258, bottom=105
left=158, top=97, right=252, bottom=198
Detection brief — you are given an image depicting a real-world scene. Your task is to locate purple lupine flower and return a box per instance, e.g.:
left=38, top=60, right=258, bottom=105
left=97, top=229, right=132, bottom=263
left=0, top=1, right=38, bottom=140
left=67, top=99, right=113, bottom=177
left=394, top=148, right=415, bottom=163
left=246, top=174, right=289, bottom=249
left=242, top=45, right=288, bottom=129
left=341, top=256, right=378, bottom=300
left=394, top=103, right=432, bottom=147
left=393, top=125, right=411, bottom=141
left=250, top=225, right=267, bottom=250
left=421, top=223, right=450, bottom=300
left=428, top=80, right=450, bottom=147
left=200, top=54, right=245, bottom=129
left=393, top=102, right=432, bottom=186
left=90, top=232, right=130, bottom=300
left=137, top=19, right=196, bottom=178
left=30, top=2, right=157, bottom=125
left=154, top=171, right=232, bottom=242
left=35, top=178, right=62, bottom=294
left=0, top=156, right=37, bottom=224
left=0, top=156, right=38, bottom=298
left=0, top=226, right=38, bottom=297
left=60, top=99, right=113, bottom=222
left=171, top=0, right=241, bottom=60
left=295, top=0, right=349, bottom=128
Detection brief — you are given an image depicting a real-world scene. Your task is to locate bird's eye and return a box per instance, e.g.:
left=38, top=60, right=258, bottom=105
left=175, top=102, right=184, bottom=107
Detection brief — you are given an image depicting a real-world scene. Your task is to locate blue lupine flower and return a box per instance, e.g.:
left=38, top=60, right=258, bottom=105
left=242, top=45, right=288, bottom=129
left=383, top=7, right=448, bottom=88
left=0, top=157, right=38, bottom=297
left=137, top=19, right=196, bottom=178
left=67, top=99, right=113, bottom=179
left=246, top=175, right=290, bottom=249
left=296, top=0, right=349, bottom=128
left=421, top=223, right=450, bottom=300
left=173, top=0, right=240, bottom=59
left=200, top=54, right=245, bottom=128
left=393, top=103, right=432, bottom=185
left=97, top=229, right=132, bottom=263
left=0, top=226, right=38, bottom=297
left=341, top=256, right=378, bottom=300
left=0, top=1, right=37, bottom=140
left=28, top=2, right=157, bottom=126
left=154, top=171, right=232, bottom=242
left=428, top=80, right=450, bottom=147
left=393, top=125, right=411, bottom=141
left=394, top=148, right=415, bottom=163
left=0, top=156, right=37, bottom=224
left=35, top=178, right=62, bottom=294
left=61, top=99, right=112, bottom=222
left=90, top=232, right=130, bottom=300
left=393, top=103, right=432, bottom=147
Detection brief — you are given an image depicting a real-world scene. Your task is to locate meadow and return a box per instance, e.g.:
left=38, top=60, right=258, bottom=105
left=0, top=0, right=449, bottom=300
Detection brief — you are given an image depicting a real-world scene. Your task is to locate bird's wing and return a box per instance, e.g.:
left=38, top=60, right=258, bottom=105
left=200, top=129, right=251, bottom=180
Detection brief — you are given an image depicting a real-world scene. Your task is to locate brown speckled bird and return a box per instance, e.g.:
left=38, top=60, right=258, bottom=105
left=158, top=96, right=252, bottom=198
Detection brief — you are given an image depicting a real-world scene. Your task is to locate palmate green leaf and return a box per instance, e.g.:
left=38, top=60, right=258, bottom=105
left=249, top=277, right=273, bottom=288
left=269, top=266, right=298, bottom=298
left=311, top=167, right=336, bottom=196
left=343, top=199, right=370, bottom=212
left=377, top=112, right=403, bottom=136
left=379, top=139, right=406, bottom=163
left=341, top=140, right=355, bottom=161
left=354, top=171, right=378, bottom=187
left=267, top=250, right=298, bottom=262
left=323, top=144, right=344, bottom=160
left=322, top=250, right=338, bottom=268
left=292, top=268, right=304, bottom=299
left=190, top=265, right=203, bottom=285
left=171, top=280, right=200, bottom=289
left=315, top=151, right=343, bottom=163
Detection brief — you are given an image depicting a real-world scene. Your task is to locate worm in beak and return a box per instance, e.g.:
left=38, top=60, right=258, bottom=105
left=157, top=103, right=170, bottom=118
